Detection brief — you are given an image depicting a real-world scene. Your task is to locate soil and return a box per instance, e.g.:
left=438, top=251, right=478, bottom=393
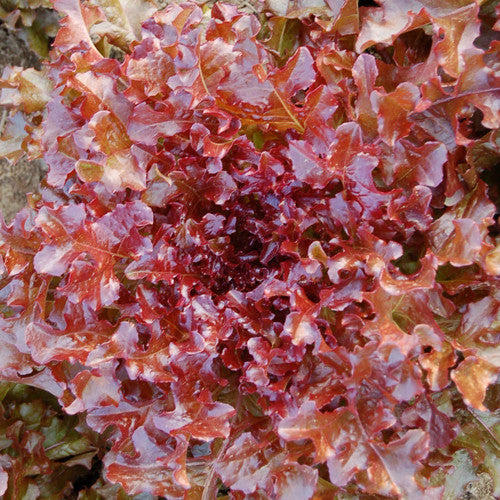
left=0, top=24, right=47, bottom=223
left=461, top=473, right=496, bottom=500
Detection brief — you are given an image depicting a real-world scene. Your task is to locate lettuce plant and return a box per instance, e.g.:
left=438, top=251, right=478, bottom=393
left=0, top=0, right=499, bottom=498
